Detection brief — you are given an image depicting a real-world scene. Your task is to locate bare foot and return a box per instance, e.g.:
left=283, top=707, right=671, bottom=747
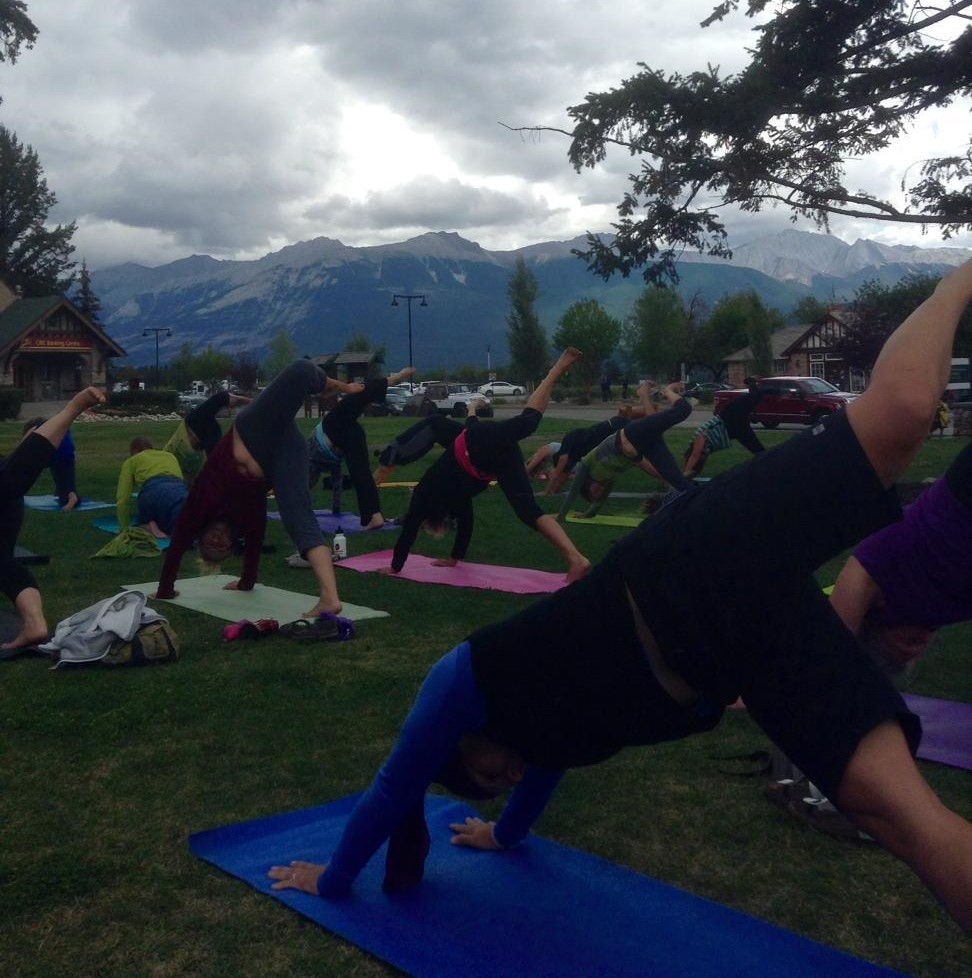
left=61, top=491, right=79, bottom=512
left=373, top=464, right=396, bottom=485
left=564, top=555, right=591, bottom=585
left=362, top=513, right=385, bottom=530
left=301, top=599, right=342, bottom=619
left=146, top=520, right=169, bottom=540
left=1, top=612, right=48, bottom=650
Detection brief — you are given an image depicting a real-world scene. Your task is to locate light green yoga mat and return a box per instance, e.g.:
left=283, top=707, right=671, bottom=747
left=122, top=575, right=389, bottom=624
left=565, top=511, right=643, bottom=528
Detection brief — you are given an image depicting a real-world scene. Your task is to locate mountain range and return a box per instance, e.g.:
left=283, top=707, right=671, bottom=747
left=90, top=228, right=972, bottom=370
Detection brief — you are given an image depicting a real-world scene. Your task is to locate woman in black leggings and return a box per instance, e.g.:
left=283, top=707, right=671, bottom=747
left=381, top=349, right=590, bottom=583
left=316, top=367, right=414, bottom=528
left=0, top=387, right=105, bottom=649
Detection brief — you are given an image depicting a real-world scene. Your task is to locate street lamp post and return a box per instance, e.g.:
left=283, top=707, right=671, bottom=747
left=143, top=327, right=172, bottom=388
left=390, top=293, right=427, bottom=384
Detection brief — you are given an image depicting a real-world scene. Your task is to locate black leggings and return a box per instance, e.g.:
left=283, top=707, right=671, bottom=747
left=623, top=399, right=693, bottom=491
left=323, top=378, right=389, bottom=524
left=378, top=415, right=463, bottom=468
left=718, top=391, right=765, bottom=455
left=0, top=433, right=54, bottom=602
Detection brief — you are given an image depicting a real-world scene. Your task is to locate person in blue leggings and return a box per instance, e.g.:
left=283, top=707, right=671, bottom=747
left=268, top=263, right=972, bottom=932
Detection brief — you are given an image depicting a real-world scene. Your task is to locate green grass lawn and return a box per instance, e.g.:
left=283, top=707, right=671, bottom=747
left=0, top=416, right=968, bottom=977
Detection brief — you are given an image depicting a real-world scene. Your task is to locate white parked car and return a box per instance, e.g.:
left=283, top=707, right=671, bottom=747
left=478, top=380, right=525, bottom=397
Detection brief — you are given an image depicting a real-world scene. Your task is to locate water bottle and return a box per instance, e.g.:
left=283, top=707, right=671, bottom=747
left=332, top=531, right=347, bottom=561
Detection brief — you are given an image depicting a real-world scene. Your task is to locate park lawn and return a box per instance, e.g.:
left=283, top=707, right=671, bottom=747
left=0, top=415, right=968, bottom=978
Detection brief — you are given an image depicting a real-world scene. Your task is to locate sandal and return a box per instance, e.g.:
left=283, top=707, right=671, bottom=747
left=279, top=615, right=355, bottom=642
left=253, top=618, right=279, bottom=637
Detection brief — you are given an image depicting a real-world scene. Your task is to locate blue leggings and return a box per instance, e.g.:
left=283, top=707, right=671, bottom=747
left=318, top=643, right=562, bottom=895
left=136, top=475, right=188, bottom=535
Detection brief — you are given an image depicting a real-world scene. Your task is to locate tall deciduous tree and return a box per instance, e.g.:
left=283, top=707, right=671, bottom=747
left=623, top=285, right=690, bottom=378
left=74, top=260, right=102, bottom=322
left=552, top=299, right=622, bottom=394
left=194, top=346, right=234, bottom=393
left=505, top=258, right=548, bottom=387
left=701, top=291, right=781, bottom=376
left=232, top=352, right=261, bottom=392
left=536, top=1, right=972, bottom=284
left=264, top=329, right=298, bottom=379
left=0, top=2, right=37, bottom=73
left=0, top=125, right=76, bottom=295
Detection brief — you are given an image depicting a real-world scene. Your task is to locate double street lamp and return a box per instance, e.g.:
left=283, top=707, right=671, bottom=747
left=143, top=327, right=172, bottom=388
left=390, top=293, right=428, bottom=382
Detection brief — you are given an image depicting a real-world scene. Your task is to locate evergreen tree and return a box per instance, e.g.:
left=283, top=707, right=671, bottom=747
left=74, top=260, right=102, bottom=323
left=0, top=125, right=76, bottom=295
left=505, top=258, right=547, bottom=387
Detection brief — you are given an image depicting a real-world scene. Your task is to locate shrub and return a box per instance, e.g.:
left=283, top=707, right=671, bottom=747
left=99, top=389, right=180, bottom=415
left=0, top=387, right=24, bottom=420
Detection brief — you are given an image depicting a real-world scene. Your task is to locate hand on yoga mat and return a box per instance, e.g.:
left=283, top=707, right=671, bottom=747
left=448, top=817, right=502, bottom=851
left=268, top=859, right=325, bottom=895
left=375, top=565, right=399, bottom=575
left=152, top=589, right=178, bottom=599
left=223, top=579, right=253, bottom=592
left=431, top=558, right=458, bottom=568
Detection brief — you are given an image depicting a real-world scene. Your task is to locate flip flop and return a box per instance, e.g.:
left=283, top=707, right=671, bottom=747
left=279, top=618, right=341, bottom=642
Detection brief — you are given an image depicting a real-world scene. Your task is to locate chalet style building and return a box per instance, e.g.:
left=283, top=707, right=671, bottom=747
left=0, top=280, right=126, bottom=400
left=724, top=308, right=865, bottom=392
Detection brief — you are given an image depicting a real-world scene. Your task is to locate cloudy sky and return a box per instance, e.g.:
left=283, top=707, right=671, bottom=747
left=2, top=0, right=969, bottom=270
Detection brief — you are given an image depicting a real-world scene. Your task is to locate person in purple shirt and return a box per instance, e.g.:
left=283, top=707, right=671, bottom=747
left=830, top=441, right=972, bottom=673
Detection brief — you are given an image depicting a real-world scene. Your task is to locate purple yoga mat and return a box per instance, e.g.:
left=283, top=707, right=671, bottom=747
left=902, top=693, right=972, bottom=771
left=336, top=549, right=568, bottom=595
left=267, top=510, right=398, bottom=534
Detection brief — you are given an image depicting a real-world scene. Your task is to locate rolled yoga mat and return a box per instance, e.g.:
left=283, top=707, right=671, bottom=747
left=123, top=575, right=388, bottom=624
left=189, top=793, right=905, bottom=978
left=336, top=550, right=568, bottom=595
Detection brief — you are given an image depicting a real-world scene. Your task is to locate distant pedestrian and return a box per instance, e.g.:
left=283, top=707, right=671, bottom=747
left=600, top=374, right=610, bottom=402
left=621, top=375, right=630, bottom=399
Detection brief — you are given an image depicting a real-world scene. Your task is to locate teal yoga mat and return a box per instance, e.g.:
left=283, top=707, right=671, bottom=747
left=190, top=794, right=905, bottom=978
left=25, top=494, right=113, bottom=511
left=123, top=575, right=388, bottom=624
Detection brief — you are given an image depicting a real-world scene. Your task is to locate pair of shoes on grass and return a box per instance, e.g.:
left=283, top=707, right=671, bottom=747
left=222, top=618, right=279, bottom=642
left=765, top=778, right=873, bottom=843
left=279, top=611, right=356, bottom=642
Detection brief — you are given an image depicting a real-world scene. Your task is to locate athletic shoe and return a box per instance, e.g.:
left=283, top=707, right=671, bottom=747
left=285, top=552, right=311, bottom=568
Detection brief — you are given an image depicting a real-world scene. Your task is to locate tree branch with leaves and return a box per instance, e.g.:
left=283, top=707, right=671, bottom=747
left=512, top=1, right=972, bottom=285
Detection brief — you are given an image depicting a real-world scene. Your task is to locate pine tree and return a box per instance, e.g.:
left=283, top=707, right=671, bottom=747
left=74, top=260, right=102, bottom=322
left=0, top=125, right=76, bottom=295
left=505, top=258, right=547, bottom=387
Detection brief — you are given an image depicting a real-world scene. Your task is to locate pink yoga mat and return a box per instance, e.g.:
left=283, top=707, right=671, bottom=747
left=336, top=549, right=568, bottom=594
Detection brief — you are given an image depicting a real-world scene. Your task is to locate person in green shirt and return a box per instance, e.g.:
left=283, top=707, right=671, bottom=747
left=557, top=383, right=692, bottom=521
left=115, top=436, right=187, bottom=537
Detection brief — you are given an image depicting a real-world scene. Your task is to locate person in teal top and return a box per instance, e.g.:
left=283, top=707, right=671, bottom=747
left=115, top=436, right=187, bottom=535
left=558, top=382, right=692, bottom=520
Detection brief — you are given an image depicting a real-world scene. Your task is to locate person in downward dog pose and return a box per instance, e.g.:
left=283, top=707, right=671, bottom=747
left=384, top=349, right=590, bottom=581
left=269, top=263, right=972, bottom=933
left=155, top=360, right=361, bottom=618
left=1, top=388, right=106, bottom=649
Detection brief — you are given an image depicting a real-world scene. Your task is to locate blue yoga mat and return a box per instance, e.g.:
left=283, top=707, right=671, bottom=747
left=24, top=494, right=113, bottom=511
left=92, top=516, right=170, bottom=550
left=189, top=795, right=903, bottom=978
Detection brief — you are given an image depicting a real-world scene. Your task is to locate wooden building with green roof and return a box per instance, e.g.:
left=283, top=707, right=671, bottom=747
left=0, top=279, right=125, bottom=400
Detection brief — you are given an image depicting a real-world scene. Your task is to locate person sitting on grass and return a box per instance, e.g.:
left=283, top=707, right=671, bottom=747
left=682, top=377, right=765, bottom=478
left=309, top=367, right=415, bottom=530
left=268, top=262, right=972, bottom=935
left=21, top=418, right=82, bottom=511
left=163, top=388, right=251, bottom=488
left=154, top=360, right=361, bottom=619
left=115, top=436, right=187, bottom=539
left=557, top=382, right=693, bottom=521
left=381, top=349, right=590, bottom=582
left=1, top=388, right=106, bottom=649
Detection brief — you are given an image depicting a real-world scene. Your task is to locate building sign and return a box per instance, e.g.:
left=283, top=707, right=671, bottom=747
left=20, top=336, right=92, bottom=350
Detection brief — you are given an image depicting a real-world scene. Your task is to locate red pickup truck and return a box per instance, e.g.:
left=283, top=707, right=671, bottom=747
left=713, top=376, right=857, bottom=428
